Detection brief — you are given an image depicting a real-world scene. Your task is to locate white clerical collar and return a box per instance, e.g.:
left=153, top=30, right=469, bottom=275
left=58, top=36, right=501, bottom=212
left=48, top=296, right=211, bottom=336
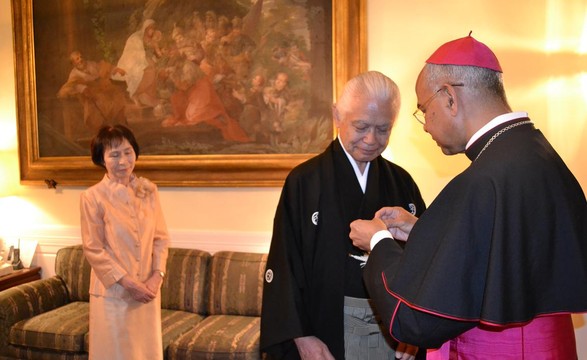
left=338, top=137, right=369, bottom=193
left=466, top=112, right=529, bottom=150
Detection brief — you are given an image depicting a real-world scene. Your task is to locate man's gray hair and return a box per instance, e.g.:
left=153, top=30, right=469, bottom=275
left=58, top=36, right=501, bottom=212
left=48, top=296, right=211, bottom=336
left=423, top=64, right=510, bottom=106
left=336, top=71, right=401, bottom=121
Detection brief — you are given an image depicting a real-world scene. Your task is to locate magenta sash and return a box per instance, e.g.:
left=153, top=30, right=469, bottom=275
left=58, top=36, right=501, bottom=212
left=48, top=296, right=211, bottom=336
left=427, top=314, right=577, bottom=360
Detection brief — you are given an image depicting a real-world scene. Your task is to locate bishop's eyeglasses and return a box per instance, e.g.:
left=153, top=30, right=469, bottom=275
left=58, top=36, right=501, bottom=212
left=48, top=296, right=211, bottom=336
left=413, top=83, right=464, bottom=125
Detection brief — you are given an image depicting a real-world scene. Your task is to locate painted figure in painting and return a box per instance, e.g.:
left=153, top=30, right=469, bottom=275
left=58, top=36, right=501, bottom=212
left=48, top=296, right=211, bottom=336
left=161, top=58, right=251, bottom=142
left=57, top=50, right=127, bottom=139
left=233, top=74, right=268, bottom=141
left=113, top=19, right=163, bottom=108
left=263, top=72, right=290, bottom=145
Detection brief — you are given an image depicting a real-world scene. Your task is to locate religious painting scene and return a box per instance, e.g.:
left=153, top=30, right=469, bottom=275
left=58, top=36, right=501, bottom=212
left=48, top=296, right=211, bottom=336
left=33, top=0, right=333, bottom=157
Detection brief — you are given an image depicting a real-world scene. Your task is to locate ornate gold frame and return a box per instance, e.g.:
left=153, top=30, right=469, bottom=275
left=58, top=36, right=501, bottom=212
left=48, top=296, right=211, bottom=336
left=11, top=0, right=366, bottom=187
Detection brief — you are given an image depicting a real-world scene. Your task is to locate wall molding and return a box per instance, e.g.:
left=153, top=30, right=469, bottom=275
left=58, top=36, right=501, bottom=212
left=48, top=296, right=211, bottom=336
left=1, top=225, right=272, bottom=278
left=3, top=225, right=271, bottom=254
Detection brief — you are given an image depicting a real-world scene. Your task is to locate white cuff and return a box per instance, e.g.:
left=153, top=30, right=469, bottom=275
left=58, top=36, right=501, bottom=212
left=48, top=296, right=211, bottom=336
left=370, top=230, right=393, bottom=251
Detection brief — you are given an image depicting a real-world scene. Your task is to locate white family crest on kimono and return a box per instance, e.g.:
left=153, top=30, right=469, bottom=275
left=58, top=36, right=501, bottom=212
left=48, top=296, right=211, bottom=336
left=408, top=203, right=417, bottom=215
left=311, top=211, right=319, bottom=225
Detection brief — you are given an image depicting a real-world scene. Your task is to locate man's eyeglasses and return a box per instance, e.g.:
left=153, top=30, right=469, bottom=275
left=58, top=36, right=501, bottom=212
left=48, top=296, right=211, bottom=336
left=413, top=83, right=464, bottom=125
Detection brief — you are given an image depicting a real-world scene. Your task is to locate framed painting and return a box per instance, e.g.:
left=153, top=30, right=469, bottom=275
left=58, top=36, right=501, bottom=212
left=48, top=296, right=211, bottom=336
left=12, top=0, right=366, bottom=187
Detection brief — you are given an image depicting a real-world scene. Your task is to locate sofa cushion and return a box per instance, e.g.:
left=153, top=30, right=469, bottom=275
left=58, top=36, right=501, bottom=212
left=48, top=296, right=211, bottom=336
left=207, top=251, right=267, bottom=316
left=6, top=345, right=88, bottom=360
left=81, top=308, right=206, bottom=353
left=161, top=248, right=211, bottom=314
left=9, top=302, right=89, bottom=352
left=55, top=246, right=91, bottom=302
left=161, top=309, right=207, bottom=352
left=167, top=315, right=261, bottom=360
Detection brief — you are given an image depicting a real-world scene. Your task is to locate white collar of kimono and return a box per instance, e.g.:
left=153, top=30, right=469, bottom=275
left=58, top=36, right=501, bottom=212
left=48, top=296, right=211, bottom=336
left=338, top=137, right=369, bottom=194
left=466, top=111, right=529, bottom=150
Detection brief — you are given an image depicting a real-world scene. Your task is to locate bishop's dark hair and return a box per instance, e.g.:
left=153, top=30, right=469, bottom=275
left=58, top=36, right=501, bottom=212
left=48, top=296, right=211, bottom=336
left=90, top=124, right=140, bottom=168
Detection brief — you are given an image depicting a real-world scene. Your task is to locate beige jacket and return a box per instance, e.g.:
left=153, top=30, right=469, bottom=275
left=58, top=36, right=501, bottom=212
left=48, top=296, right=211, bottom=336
left=80, top=174, right=169, bottom=299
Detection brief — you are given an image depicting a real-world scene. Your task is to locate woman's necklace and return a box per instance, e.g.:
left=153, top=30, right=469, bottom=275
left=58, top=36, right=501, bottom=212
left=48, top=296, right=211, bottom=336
left=474, top=120, right=532, bottom=161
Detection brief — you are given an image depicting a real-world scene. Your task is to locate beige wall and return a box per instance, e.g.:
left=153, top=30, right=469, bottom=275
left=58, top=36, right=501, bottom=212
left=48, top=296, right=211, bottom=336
left=1, top=0, right=586, bottom=354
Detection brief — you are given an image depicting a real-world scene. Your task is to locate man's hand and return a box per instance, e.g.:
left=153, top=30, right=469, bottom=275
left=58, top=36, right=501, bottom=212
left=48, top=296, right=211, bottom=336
left=395, top=342, right=419, bottom=360
left=118, top=275, right=156, bottom=303
left=349, top=218, right=387, bottom=251
left=375, top=207, right=418, bottom=241
left=294, top=336, right=335, bottom=360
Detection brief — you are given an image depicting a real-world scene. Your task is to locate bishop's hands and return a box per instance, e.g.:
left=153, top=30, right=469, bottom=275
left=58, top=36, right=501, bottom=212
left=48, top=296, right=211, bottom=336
left=349, top=217, right=387, bottom=251
left=350, top=206, right=418, bottom=251
left=375, top=206, right=418, bottom=241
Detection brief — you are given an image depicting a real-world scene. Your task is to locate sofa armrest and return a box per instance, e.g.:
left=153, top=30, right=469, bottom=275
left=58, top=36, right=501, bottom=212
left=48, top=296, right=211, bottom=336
left=0, top=277, right=69, bottom=355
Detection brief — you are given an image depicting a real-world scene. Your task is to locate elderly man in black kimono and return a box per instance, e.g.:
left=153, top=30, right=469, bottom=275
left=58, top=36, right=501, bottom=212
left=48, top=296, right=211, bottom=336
left=261, top=71, right=426, bottom=360
left=350, top=35, right=587, bottom=359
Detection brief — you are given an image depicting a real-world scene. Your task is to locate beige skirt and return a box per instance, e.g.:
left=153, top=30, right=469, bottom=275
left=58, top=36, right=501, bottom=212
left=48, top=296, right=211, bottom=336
left=89, top=294, right=163, bottom=360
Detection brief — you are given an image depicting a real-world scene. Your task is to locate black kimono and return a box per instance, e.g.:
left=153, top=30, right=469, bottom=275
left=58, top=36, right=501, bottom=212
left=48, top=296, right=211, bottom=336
left=260, top=139, right=425, bottom=359
left=363, top=118, right=587, bottom=355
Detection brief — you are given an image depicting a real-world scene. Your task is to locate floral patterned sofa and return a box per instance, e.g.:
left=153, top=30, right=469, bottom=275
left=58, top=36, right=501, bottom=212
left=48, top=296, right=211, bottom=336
left=0, top=245, right=267, bottom=360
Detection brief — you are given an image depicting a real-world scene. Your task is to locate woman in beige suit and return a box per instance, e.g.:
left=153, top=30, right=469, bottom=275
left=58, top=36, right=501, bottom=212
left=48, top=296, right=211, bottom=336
left=80, top=124, right=169, bottom=360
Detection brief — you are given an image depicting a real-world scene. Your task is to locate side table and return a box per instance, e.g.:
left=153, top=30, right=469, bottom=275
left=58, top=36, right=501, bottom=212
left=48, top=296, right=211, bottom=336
left=0, top=267, right=42, bottom=291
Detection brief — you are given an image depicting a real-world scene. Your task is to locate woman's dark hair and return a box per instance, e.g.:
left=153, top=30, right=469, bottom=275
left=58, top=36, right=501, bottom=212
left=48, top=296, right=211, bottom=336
left=90, top=124, right=140, bottom=168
